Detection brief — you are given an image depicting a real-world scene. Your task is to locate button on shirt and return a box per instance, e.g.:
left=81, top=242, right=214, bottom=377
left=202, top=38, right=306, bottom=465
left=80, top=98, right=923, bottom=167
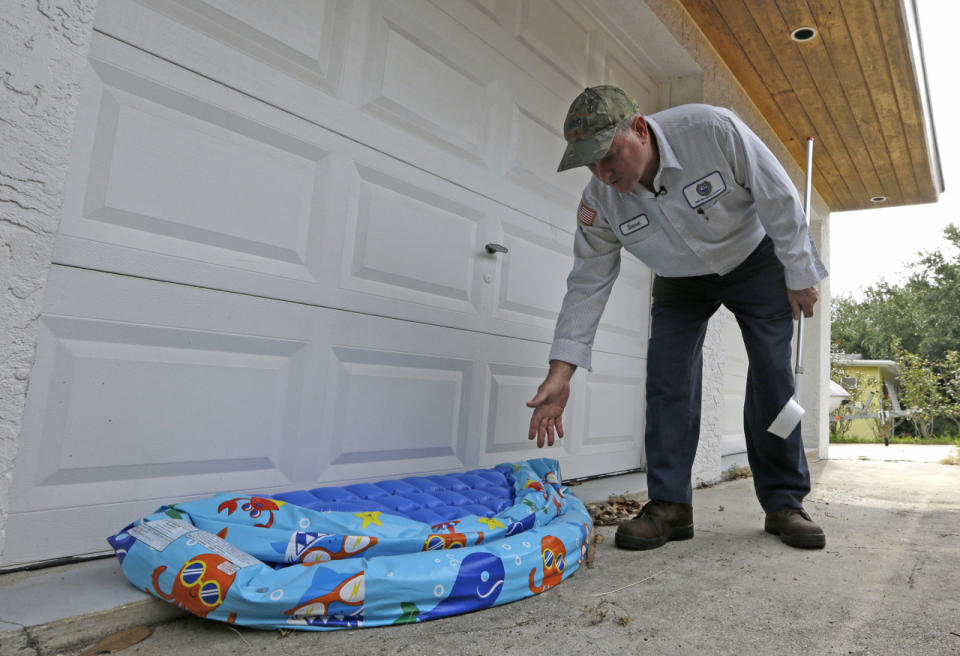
left=550, top=103, right=828, bottom=371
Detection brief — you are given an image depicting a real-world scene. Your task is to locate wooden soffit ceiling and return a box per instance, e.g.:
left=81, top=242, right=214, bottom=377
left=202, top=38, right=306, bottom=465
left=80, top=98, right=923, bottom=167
left=677, top=0, right=942, bottom=211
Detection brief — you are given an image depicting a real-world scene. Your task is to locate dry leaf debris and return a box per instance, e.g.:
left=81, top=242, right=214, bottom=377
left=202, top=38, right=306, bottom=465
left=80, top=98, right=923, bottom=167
left=585, top=495, right=643, bottom=526
left=77, top=626, right=153, bottom=656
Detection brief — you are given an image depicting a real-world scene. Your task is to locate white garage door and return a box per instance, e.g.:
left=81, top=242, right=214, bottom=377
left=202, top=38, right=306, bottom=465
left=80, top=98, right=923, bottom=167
left=4, top=0, right=666, bottom=566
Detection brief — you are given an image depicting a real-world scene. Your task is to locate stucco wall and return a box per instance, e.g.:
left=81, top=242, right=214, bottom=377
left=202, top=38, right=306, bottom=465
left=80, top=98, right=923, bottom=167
left=645, top=0, right=833, bottom=481
left=0, top=0, right=97, bottom=557
left=692, top=318, right=724, bottom=487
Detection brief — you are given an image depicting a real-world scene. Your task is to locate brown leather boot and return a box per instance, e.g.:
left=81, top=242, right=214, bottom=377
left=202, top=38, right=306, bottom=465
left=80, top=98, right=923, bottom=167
left=765, top=508, right=825, bottom=549
left=615, top=499, right=694, bottom=550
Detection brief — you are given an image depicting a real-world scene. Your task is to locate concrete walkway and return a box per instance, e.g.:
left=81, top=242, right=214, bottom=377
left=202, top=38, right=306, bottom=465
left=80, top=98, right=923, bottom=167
left=3, top=456, right=960, bottom=655
left=828, top=442, right=957, bottom=463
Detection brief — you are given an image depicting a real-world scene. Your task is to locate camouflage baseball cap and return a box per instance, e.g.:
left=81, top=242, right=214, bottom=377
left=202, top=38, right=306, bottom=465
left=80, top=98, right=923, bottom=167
left=557, top=85, right=640, bottom=172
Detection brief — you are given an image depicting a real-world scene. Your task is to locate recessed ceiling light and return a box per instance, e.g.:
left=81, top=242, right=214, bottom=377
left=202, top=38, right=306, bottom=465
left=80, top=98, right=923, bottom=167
left=791, top=27, right=817, bottom=42
left=870, top=196, right=887, bottom=203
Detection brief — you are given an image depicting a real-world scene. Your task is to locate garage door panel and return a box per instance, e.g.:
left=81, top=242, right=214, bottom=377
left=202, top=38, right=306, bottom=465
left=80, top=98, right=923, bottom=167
left=492, top=214, right=649, bottom=357
left=505, top=97, right=585, bottom=208
left=2, top=499, right=237, bottom=566
left=342, top=164, right=485, bottom=314
left=477, top=345, right=645, bottom=477
left=515, top=0, right=592, bottom=88
left=594, top=260, right=653, bottom=357
left=362, top=4, right=499, bottom=165
left=90, top=91, right=320, bottom=270
left=95, top=0, right=664, bottom=238
left=327, top=348, right=471, bottom=467
left=481, top=363, right=572, bottom=460
left=314, top=325, right=482, bottom=485
left=493, top=221, right=571, bottom=327
left=574, top=353, right=646, bottom=474
left=11, top=314, right=307, bottom=515
left=104, top=0, right=350, bottom=94
left=602, top=46, right=661, bottom=115
left=41, top=319, right=303, bottom=471
left=466, top=0, right=500, bottom=23
left=94, top=0, right=519, bottom=228
left=62, top=51, right=328, bottom=283
left=583, top=378, right=644, bottom=447
left=60, top=34, right=535, bottom=336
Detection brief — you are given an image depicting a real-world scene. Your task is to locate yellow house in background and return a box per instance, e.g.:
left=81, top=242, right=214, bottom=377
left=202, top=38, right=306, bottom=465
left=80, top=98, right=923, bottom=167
left=832, top=355, right=905, bottom=441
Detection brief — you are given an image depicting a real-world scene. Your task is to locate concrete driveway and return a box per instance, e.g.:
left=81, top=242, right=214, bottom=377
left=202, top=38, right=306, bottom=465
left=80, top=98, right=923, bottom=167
left=4, top=456, right=959, bottom=656
left=828, top=442, right=958, bottom=463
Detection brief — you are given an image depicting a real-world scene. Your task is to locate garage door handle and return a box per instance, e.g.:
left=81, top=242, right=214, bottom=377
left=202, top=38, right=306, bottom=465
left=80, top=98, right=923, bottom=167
left=485, top=243, right=508, bottom=254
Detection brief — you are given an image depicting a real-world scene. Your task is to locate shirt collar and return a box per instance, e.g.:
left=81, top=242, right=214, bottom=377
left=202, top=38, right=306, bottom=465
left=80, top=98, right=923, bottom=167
left=616, top=116, right=685, bottom=198
left=645, top=116, right=683, bottom=189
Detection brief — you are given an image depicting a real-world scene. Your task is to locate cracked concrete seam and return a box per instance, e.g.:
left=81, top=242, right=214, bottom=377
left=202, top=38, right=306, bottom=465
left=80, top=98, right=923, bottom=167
left=24, top=626, right=43, bottom=656
left=0, top=617, right=27, bottom=628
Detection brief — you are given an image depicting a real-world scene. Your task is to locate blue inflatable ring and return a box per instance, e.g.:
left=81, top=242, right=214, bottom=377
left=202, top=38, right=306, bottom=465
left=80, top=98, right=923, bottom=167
left=108, top=458, right=593, bottom=630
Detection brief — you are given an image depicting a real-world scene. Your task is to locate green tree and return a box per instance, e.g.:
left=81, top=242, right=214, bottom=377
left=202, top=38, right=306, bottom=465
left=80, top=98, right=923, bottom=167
left=891, top=338, right=942, bottom=441
left=829, top=358, right=855, bottom=441
left=832, top=224, right=960, bottom=362
left=938, top=350, right=960, bottom=436
left=868, top=394, right=894, bottom=444
left=832, top=224, right=960, bottom=440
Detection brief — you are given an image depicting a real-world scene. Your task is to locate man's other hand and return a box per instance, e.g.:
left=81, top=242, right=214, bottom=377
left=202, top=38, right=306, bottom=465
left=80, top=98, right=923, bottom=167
left=787, top=286, right=819, bottom=319
left=527, top=361, right=575, bottom=448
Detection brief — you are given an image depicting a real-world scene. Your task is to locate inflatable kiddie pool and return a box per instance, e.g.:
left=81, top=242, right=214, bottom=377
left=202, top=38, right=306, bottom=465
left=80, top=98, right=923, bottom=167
left=108, top=458, right=592, bottom=630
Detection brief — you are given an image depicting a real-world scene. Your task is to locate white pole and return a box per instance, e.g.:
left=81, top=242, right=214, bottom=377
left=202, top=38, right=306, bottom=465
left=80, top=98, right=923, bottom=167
left=794, top=137, right=814, bottom=401
left=767, top=137, right=814, bottom=438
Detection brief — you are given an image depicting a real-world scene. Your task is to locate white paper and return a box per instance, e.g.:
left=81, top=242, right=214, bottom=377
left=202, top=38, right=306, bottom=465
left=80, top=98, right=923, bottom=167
left=127, top=518, right=194, bottom=551
left=187, top=530, right=262, bottom=568
left=768, top=397, right=805, bottom=439
left=127, top=518, right=260, bottom=569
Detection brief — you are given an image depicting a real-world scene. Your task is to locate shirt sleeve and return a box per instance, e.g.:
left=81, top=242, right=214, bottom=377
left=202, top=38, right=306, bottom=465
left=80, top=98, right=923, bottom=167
left=548, top=197, right=622, bottom=371
left=716, top=111, right=828, bottom=289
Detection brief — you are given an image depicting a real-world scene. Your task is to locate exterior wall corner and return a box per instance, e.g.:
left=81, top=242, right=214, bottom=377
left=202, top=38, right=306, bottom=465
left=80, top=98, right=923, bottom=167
left=0, top=0, right=98, bottom=558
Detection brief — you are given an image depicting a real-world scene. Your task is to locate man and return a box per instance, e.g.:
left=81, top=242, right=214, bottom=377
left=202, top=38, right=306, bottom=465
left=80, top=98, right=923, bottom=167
left=527, top=86, right=827, bottom=550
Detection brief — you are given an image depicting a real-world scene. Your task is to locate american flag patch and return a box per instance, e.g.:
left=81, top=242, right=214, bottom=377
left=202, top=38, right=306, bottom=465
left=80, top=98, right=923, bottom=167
left=577, top=202, right=597, bottom=226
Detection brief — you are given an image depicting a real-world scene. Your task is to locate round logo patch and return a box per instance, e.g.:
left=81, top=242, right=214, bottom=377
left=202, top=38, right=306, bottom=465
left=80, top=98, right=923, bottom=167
left=696, top=181, right=712, bottom=196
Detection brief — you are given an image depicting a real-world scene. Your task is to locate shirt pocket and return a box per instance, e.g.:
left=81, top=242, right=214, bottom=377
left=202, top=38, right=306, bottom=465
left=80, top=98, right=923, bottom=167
left=690, top=191, right=738, bottom=233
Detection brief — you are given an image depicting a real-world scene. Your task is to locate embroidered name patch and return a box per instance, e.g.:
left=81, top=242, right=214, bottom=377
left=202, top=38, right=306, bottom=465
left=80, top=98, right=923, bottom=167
left=619, top=214, right=649, bottom=236
left=577, top=202, right=597, bottom=226
left=682, top=171, right=727, bottom=208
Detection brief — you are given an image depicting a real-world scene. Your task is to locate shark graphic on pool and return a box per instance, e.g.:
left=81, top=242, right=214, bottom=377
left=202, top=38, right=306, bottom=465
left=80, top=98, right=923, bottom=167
left=395, top=551, right=506, bottom=623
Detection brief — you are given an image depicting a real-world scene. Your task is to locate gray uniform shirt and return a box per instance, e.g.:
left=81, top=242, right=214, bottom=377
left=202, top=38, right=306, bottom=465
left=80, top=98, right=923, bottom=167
left=549, top=103, right=828, bottom=371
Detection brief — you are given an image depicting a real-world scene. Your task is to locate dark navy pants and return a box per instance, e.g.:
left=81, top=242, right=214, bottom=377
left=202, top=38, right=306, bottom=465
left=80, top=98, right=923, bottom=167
left=644, top=236, right=810, bottom=512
